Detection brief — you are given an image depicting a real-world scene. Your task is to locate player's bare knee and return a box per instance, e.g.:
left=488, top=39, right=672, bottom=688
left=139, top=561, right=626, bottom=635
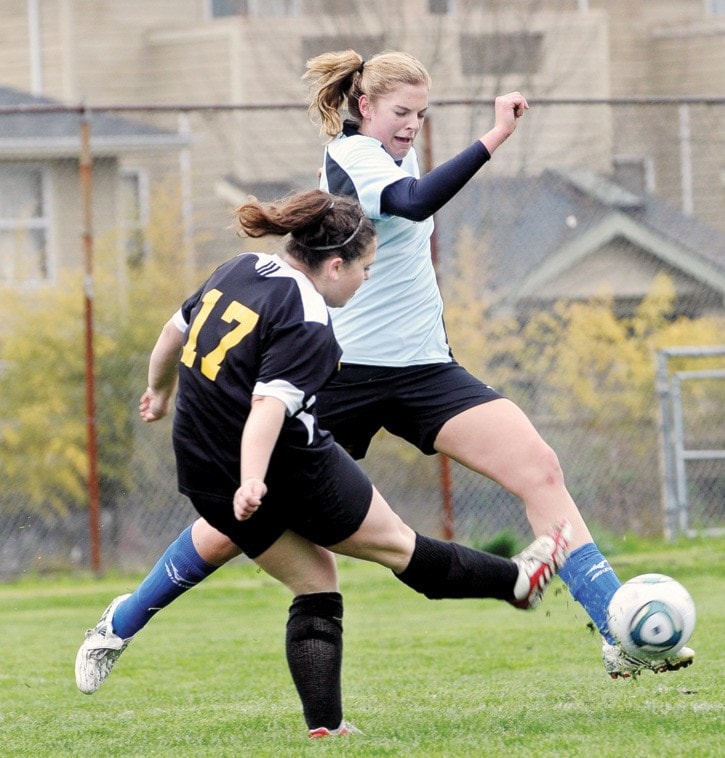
left=516, top=443, right=566, bottom=498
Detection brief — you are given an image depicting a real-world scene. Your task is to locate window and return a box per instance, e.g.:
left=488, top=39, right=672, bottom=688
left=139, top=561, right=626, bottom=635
left=429, top=0, right=454, bottom=14
left=460, top=32, right=544, bottom=76
left=210, top=0, right=245, bottom=17
left=302, top=0, right=352, bottom=13
left=0, top=164, right=50, bottom=283
left=120, top=169, right=150, bottom=267
left=612, top=155, right=655, bottom=195
left=209, top=0, right=299, bottom=16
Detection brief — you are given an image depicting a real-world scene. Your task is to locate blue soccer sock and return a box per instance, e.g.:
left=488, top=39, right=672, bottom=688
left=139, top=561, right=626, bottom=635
left=558, top=542, right=622, bottom=643
left=111, top=525, right=218, bottom=639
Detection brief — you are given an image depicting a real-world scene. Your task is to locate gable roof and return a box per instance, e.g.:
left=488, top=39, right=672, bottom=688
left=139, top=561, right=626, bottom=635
left=0, top=86, right=188, bottom=158
left=437, top=167, right=725, bottom=314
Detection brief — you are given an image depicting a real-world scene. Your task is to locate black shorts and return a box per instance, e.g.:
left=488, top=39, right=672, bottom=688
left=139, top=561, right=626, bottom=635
left=183, top=442, right=372, bottom=559
left=317, top=361, right=505, bottom=459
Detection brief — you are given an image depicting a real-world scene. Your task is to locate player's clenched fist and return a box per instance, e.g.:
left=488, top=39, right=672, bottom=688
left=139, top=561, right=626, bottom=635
left=494, top=91, right=529, bottom=133
left=234, top=477, right=267, bottom=520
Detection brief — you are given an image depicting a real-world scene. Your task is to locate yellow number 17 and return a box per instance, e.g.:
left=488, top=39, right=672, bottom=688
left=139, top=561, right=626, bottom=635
left=180, top=288, right=259, bottom=381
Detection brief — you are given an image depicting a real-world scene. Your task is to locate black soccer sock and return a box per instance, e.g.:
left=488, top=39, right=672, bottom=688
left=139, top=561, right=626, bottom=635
left=395, top=533, right=518, bottom=600
left=285, top=592, right=344, bottom=730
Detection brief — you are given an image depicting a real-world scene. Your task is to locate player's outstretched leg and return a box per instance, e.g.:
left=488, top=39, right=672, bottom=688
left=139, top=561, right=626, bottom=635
left=395, top=519, right=571, bottom=605
left=75, top=594, right=134, bottom=694
left=602, top=641, right=695, bottom=680
left=74, top=522, right=229, bottom=694
left=510, top=519, right=573, bottom=609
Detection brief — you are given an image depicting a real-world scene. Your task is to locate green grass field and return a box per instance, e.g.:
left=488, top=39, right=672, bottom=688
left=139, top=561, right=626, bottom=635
left=1, top=536, right=722, bottom=757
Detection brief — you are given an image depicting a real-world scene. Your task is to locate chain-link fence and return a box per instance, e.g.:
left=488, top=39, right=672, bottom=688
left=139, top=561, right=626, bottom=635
left=1, top=97, right=723, bottom=577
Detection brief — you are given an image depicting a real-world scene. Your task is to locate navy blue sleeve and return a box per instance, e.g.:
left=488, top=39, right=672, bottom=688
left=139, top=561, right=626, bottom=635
left=380, top=140, right=491, bottom=222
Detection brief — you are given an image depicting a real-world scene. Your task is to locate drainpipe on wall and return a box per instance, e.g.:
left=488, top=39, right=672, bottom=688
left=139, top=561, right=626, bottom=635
left=678, top=103, right=694, bottom=216
left=28, top=0, right=43, bottom=95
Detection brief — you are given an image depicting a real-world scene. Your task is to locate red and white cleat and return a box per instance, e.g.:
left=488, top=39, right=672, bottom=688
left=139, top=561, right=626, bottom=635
left=509, top=519, right=572, bottom=610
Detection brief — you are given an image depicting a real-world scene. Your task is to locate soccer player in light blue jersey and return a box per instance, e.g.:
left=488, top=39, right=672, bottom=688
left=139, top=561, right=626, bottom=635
left=303, top=49, right=692, bottom=681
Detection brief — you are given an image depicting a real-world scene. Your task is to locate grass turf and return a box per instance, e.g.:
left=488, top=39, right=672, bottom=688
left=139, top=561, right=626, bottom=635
left=0, top=536, right=722, bottom=757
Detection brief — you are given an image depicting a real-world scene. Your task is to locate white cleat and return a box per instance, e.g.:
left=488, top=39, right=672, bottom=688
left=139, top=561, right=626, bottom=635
left=602, top=640, right=695, bottom=680
left=75, top=593, right=133, bottom=694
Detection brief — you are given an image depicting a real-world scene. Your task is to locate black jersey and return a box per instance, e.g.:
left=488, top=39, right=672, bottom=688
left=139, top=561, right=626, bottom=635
left=172, top=252, right=342, bottom=498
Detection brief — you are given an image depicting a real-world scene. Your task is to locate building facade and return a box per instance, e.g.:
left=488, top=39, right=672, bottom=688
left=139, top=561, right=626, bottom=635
left=0, top=0, right=723, bottom=291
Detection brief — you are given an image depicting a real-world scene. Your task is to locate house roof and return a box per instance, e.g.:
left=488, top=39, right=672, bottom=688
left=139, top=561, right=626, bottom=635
left=437, top=167, right=725, bottom=313
left=0, top=86, right=188, bottom=158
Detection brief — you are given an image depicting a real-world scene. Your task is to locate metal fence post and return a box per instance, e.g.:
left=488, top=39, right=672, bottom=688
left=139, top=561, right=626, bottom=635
left=656, top=349, right=678, bottom=539
left=80, top=106, right=102, bottom=574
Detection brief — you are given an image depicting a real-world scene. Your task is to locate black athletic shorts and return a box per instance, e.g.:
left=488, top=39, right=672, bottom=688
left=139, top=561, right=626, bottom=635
left=317, top=361, right=505, bottom=459
left=182, top=441, right=373, bottom=559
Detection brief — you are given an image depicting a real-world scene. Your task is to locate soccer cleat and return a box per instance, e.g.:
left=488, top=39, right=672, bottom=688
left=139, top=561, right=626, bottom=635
left=602, top=640, right=695, bottom=680
left=308, top=720, right=363, bottom=739
left=510, top=519, right=572, bottom=610
left=75, top=593, right=134, bottom=694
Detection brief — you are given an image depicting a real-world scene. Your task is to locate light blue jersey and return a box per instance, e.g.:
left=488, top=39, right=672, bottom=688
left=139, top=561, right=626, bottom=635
left=321, top=130, right=452, bottom=366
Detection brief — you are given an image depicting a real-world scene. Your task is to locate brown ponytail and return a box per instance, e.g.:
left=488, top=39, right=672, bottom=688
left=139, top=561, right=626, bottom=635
left=235, top=189, right=376, bottom=270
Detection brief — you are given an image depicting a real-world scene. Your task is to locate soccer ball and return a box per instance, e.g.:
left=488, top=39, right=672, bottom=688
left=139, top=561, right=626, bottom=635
left=607, top=573, right=696, bottom=659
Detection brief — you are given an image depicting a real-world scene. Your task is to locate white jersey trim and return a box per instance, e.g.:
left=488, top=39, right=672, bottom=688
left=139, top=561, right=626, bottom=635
left=171, top=308, right=189, bottom=333
left=253, top=378, right=306, bottom=416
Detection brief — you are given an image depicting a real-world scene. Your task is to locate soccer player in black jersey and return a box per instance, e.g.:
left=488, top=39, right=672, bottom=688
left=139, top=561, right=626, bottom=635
left=76, top=188, right=570, bottom=737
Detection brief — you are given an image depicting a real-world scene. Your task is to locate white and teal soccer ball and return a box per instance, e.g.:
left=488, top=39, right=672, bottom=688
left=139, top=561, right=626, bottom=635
left=607, top=573, right=696, bottom=659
